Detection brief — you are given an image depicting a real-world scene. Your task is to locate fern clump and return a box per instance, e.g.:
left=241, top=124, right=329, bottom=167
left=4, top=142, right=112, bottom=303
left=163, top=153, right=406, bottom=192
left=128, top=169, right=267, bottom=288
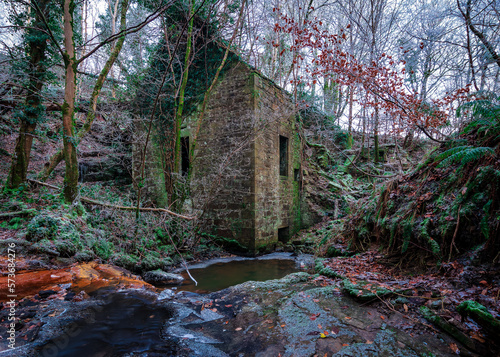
left=346, top=95, right=500, bottom=266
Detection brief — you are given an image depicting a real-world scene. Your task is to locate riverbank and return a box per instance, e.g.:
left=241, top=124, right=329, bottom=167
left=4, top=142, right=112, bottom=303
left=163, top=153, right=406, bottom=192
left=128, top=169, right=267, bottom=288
left=1, top=250, right=498, bottom=356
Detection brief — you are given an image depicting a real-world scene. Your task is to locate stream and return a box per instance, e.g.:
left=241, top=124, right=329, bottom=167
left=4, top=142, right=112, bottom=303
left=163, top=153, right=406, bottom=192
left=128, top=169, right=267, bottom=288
left=0, top=253, right=464, bottom=357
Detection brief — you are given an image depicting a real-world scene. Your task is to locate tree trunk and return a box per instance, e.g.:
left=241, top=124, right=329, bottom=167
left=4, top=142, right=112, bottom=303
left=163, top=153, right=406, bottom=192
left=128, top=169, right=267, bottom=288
left=5, top=0, right=49, bottom=189
left=174, top=0, right=195, bottom=174
left=373, top=100, right=380, bottom=163
left=347, top=86, right=353, bottom=149
left=39, top=0, right=129, bottom=182
left=62, top=0, right=79, bottom=203
left=7, top=122, right=37, bottom=189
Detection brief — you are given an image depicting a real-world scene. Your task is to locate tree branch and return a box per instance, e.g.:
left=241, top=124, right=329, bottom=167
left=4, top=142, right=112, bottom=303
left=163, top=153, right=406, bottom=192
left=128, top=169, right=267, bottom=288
left=77, top=1, right=175, bottom=65
left=27, top=179, right=195, bottom=220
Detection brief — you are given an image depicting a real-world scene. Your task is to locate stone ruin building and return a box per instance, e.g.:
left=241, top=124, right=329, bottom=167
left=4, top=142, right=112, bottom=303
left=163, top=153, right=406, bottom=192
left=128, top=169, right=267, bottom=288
left=132, top=13, right=317, bottom=252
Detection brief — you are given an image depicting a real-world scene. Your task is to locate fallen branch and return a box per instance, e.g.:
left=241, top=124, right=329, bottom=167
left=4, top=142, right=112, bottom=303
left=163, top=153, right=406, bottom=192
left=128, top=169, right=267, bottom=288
left=27, top=179, right=195, bottom=220
left=0, top=209, right=36, bottom=218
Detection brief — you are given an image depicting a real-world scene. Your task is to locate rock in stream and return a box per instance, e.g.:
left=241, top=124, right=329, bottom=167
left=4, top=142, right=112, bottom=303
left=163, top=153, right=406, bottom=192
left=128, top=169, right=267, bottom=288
left=1, top=272, right=465, bottom=356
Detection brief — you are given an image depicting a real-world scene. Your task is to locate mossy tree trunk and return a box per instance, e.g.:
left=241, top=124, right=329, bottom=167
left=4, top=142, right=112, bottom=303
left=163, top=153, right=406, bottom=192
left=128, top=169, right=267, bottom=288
left=39, top=0, right=129, bottom=182
left=173, top=0, right=194, bottom=174
left=62, top=0, right=79, bottom=203
left=6, top=0, right=49, bottom=189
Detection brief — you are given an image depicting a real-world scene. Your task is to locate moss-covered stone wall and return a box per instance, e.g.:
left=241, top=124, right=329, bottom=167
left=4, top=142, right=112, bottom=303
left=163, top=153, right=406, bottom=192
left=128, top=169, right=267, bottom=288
left=253, top=74, right=302, bottom=248
left=189, top=62, right=257, bottom=250
left=134, top=60, right=304, bottom=252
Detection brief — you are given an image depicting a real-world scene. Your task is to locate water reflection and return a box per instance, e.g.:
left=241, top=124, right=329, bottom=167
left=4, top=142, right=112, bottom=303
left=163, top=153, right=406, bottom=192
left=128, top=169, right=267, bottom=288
left=175, top=258, right=300, bottom=293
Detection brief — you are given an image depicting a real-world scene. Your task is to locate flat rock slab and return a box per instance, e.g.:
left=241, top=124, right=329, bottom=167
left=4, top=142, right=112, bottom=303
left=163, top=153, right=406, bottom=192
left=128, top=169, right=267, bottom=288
left=1, top=272, right=472, bottom=356
left=167, top=272, right=462, bottom=356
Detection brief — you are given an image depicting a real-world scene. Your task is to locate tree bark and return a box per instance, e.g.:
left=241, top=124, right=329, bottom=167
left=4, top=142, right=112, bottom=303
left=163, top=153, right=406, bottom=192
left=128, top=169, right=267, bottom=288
left=458, top=0, right=500, bottom=69
left=6, top=0, right=49, bottom=189
left=39, top=0, right=129, bottom=182
left=62, top=0, right=79, bottom=203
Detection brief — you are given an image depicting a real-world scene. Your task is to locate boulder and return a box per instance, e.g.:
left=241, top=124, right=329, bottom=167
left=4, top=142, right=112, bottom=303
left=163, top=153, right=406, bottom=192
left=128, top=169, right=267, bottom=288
left=143, top=270, right=184, bottom=285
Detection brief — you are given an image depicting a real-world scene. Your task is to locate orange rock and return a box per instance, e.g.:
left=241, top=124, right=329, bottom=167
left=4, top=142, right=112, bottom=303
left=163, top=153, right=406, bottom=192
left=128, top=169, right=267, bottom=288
left=0, top=269, right=72, bottom=301
left=0, top=258, right=154, bottom=301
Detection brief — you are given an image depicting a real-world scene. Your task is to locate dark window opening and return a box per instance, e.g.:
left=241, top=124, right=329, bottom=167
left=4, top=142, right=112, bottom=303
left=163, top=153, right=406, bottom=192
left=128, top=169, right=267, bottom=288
left=279, top=135, right=288, bottom=176
left=181, top=136, right=189, bottom=176
left=278, top=227, right=290, bottom=243
left=294, top=168, right=301, bottom=182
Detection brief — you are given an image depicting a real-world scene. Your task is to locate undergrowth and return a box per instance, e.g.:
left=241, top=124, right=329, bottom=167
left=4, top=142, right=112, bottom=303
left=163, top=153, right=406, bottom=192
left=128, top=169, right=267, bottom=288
left=345, top=95, right=500, bottom=266
left=0, top=182, right=225, bottom=273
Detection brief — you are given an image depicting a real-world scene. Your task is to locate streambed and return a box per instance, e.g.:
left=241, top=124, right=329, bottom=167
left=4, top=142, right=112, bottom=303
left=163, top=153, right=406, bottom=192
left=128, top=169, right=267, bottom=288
left=0, top=254, right=468, bottom=357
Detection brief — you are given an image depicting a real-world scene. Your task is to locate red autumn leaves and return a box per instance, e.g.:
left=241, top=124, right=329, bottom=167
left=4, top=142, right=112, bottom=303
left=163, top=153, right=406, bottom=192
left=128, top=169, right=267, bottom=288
left=272, top=8, right=470, bottom=134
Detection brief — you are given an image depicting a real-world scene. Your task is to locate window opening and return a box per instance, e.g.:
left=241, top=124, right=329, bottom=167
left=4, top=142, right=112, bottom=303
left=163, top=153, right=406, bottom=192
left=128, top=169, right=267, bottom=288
left=278, top=227, right=290, bottom=243
left=294, top=168, right=300, bottom=182
left=279, top=135, right=288, bottom=176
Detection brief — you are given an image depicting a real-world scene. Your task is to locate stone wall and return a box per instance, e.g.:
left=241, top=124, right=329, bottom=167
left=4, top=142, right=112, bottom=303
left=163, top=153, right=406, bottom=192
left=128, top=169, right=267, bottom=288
left=188, top=63, right=257, bottom=250
left=253, top=74, right=302, bottom=249
left=133, top=59, right=305, bottom=252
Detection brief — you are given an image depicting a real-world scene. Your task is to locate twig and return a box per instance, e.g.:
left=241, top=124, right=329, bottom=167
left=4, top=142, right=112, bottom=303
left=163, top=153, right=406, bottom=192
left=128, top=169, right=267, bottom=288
left=162, top=222, right=198, bottom=286
left=448, top=205, right=461, bottom=262
left=27, top=179, right=195, bottom=220
left=376, top=293, right=438, bottom=333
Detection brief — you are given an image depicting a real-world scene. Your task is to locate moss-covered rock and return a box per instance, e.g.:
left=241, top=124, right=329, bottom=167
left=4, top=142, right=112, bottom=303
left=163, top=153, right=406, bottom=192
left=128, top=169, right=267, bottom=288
left=111, top=252, right=139, bottom=271
left=314, top=258, right=344, bottom=278
left=143, top=270, right=184, bottom=285
left=139, top=254, right=170, bottom=272
left=74, top=251, right=95, bottom=262
left=420, top=306, right=475, bottom=350
left=457, top=300, right=500, bottom=337
left=26, top=213, right=81, bottom=244
left=342, top=278, right=395, bottom=301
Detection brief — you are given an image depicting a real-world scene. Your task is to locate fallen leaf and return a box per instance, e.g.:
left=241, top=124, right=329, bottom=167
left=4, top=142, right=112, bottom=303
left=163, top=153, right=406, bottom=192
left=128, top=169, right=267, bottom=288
left=449, top=343, right=459, bottom=354
left=323, top=330, right=329, bottom=336
left=470, top=332, right=485, bottom=343
left=318, top=324, right=322, bottom=329
left=342, top=343, right=349, bottom=347
left=380, top=315, right=385, bottom=320
left=225, top=304, right=232, bottom=307
left=345, top=316, right=352, bottom=320
left=366, top=340, right=373, bottom=344
left=320, top=333, right=326, bottom=338
left=235, top=327, right=242, bottom=331
left=403, top=304, right=408, bottom=312
left=280, top=324, right=286, bottom=327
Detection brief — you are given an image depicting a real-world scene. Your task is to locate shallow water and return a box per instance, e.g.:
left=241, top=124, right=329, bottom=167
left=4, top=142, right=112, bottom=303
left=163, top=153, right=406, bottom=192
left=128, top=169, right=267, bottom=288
left=40, top=292, right=175, bottom=357
left=37, top=255, right=305, bottom=356
left=174, top=256, right=302, bottom=293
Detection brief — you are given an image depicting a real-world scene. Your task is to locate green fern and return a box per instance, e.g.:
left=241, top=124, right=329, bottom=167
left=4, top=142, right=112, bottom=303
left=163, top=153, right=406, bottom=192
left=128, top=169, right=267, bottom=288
left=458, top=95, right=500, bottom=145
left=437, top=146, right=494, bottom=168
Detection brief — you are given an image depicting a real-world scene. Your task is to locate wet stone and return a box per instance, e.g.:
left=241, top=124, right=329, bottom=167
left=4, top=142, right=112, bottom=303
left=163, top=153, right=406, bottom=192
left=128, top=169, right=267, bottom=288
left=143, top=270, right=184, bottom=285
